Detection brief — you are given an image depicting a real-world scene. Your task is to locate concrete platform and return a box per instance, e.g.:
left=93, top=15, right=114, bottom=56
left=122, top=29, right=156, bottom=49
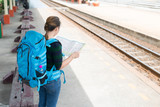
left=31, top=0, right=160, bottom=106
left=50, top=0, right=160, bottom=46
left=0, top=0, right=160, bottom=106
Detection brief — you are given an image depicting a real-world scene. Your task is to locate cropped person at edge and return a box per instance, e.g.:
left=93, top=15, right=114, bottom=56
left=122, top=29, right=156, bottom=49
left=38, top=16, right=79, bottom=107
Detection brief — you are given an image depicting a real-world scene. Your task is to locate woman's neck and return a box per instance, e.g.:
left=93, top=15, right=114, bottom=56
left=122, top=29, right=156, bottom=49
left=45, top=31, right=56, bottom=39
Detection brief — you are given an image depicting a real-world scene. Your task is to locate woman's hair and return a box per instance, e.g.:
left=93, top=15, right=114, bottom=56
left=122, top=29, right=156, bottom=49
left=44, top=16, right=61, bottom=39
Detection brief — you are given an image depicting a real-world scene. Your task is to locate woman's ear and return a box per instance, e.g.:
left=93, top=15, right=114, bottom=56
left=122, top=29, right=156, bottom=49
left=55, top=27, right=60, bottom=33
left=55, top=27, right=59, bottom=31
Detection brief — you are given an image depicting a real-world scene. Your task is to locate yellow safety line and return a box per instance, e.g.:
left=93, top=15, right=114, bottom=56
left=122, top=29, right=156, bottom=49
left=139, top=93, right=149, bottom=101
left=119, top=74, right=126, bottom=79
left=128, top=83, right=136, bottom=89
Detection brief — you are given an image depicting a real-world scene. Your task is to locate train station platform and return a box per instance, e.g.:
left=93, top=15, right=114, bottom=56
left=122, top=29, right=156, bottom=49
left=50, top=0, right=160, bottom=46
left=0, top=0, right=160, bottom=106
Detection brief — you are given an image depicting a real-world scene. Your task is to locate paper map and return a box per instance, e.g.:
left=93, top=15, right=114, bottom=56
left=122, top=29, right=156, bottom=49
left=56, top=36, right=85, bottom=56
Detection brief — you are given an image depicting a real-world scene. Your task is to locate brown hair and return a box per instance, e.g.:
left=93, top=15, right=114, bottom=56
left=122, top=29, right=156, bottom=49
left=44, top=16, right=61, bottom=39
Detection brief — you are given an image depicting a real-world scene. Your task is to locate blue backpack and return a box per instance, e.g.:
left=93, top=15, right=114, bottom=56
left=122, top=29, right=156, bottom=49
left=17, top=30, right=66, bottom=91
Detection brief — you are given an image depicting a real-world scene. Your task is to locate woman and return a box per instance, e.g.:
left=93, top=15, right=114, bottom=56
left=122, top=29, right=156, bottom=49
left=38, top=16, right=79, bottom=107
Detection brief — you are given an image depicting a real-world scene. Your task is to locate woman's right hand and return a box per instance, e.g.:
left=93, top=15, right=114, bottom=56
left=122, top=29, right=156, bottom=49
left=70, top=52, right=80, bottom=59
left=60, top=52, right=80, bottom=69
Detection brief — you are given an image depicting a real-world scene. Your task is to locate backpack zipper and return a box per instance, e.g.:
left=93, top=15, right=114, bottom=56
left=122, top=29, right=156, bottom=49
left=35, top=37, right=44, bottom=45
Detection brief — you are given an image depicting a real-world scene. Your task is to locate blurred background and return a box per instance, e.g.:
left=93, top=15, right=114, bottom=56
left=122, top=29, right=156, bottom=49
left=98, top=0, right=160, bottom=9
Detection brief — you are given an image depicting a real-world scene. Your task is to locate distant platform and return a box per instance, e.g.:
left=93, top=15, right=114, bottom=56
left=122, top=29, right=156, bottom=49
left=50, top=0, right=160, bottom=47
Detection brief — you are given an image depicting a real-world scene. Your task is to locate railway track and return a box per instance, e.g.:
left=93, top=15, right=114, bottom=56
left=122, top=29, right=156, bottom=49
left=41, top=0, right=160, bottom=79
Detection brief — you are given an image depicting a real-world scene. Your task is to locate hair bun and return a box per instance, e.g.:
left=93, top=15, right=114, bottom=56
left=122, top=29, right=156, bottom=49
left=44, top=16, right=61, bottom=32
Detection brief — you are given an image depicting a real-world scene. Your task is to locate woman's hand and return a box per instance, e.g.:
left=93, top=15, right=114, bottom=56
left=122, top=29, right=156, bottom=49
left=70, top=52, right=80, bottom=59
left=60, top=52, right=80, bottom=70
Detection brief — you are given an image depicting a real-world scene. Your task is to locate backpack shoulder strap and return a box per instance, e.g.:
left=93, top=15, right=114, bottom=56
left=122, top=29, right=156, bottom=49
left=46, top=38, right=65, bottom=56
left=46, top=38, right=58, bottom=47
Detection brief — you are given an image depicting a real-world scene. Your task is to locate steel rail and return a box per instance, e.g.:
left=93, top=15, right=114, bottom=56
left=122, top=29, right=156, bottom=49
left=42, top=0, right=160, bottom=76
left=66, top=10, right=160, bottom=57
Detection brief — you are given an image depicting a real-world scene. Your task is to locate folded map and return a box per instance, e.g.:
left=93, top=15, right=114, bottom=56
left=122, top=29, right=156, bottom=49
left=56, top=36, right=85, bottom=56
